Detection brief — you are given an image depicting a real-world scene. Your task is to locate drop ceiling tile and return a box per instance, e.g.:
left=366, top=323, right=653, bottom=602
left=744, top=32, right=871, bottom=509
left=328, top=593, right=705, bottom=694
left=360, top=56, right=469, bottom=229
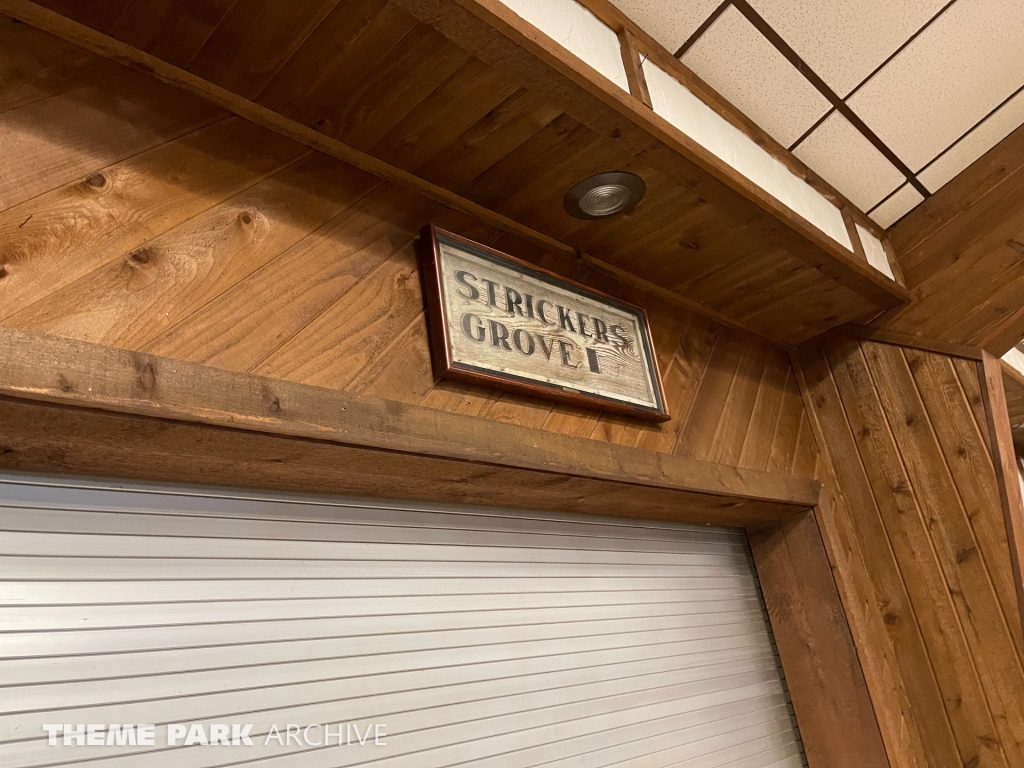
left=793, top=111, right=905, bottom=211
left=749, top=0, right=949, bottom=97
left=870, top=184, right=924, bottom=228
left=847, top=0, right=1024, bottom=172
left=681, top=6, right=831, bottom=147
left=611, top=0, right=722, bottom=53
left=919, top=87, right=1024, bottom=192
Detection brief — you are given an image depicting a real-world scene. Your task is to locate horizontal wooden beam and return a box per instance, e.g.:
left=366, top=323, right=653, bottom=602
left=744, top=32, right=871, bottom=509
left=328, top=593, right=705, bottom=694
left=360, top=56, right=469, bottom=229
left=391, top=0, right=909, bottom=310
left=0, top=326, right=820, bottom=519
left=0, top=0, right=576, bottom=260
left=835, top=324, right=985, bottom=361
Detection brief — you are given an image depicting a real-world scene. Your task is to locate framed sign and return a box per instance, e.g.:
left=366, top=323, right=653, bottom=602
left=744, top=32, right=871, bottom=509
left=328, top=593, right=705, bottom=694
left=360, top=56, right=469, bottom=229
left=419, top=225, right=670, bottom=422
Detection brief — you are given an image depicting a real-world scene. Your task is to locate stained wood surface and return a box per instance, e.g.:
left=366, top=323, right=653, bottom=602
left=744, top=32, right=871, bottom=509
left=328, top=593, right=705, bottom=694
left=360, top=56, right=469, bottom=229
left=795, top=335, right=1024, bottom=768
left=0, top=326, right=818, bottom=522
left=0, top=33, right=820, bottom=483
left=1004, top=361, right=1024, bottom=450
left=878, top=120, right=1024, bottom=355
left=749, top=508, right=890, bottom=768
left=0, top=0, right=906, bottom=344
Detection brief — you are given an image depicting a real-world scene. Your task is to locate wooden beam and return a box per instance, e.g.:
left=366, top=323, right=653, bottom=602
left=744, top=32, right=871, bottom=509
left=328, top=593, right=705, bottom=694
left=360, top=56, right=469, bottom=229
left=0, top=397, right=793, bottom=527
left=749, top=504, right=891, bottom=768
left=0, top=0, right=577, bottom=260
left=0, top=326, right=820, bottom=513
left=834, top=325, right=985, bottom=361
left=616, top=27, right=650, bottom=107
left=980, top=351, right=1024, bottom=638
left=389, top=0, right=910, bottom=310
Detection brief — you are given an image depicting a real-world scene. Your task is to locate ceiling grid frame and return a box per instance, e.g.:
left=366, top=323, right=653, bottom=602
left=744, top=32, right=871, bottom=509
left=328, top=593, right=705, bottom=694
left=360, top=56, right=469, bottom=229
left=614, top=0, right=1024, bottom=228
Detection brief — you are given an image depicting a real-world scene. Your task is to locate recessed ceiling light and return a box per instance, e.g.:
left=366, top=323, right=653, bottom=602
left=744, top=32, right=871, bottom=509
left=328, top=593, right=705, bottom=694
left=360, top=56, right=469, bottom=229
left=563, top=172, right=646, bottom=220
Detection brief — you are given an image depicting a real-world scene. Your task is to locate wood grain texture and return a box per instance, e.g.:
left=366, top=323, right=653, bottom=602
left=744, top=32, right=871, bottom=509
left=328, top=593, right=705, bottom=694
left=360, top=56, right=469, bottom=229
left=879, top=122, right=1024, bottom=355
left=795, top=335, right=1024, bottom=768
left=1003, top=361, right=1024, bottom=451
left=0, top=38, right=821, bottom=485
left=749, top=509, right=890, bottom=768
left=0, top=325, right=820, bottom=516
left=0, top=0, right=907, bottom=345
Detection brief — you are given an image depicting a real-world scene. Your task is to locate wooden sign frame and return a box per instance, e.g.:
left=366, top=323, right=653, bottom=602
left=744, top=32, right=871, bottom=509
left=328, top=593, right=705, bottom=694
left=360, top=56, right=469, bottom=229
left=419, top=225, right=670, bottom=422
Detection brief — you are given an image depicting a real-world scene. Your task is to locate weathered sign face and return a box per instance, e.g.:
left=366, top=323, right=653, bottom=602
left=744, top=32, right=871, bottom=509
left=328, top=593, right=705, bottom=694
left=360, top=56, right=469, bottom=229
left=420, top=226, right=669, bottom=421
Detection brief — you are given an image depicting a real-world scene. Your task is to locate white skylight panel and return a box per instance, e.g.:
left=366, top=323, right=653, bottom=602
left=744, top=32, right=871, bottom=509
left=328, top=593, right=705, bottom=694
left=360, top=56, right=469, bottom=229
left=496, top=0, right=631, bottom=93
left=642, top=58, right=853, bottom=250
left=855, top=223, right=896, bottom=280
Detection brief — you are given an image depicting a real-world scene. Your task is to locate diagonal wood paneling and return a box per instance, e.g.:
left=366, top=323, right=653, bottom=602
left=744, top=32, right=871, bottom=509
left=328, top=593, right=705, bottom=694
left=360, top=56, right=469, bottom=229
left=2, top=0, right=907, bottom=345
left=0, top=20, right=817, bottom=479
left=879, top=122, right=1024, bottom=355
left=795, top=335, right=1024, bottom=768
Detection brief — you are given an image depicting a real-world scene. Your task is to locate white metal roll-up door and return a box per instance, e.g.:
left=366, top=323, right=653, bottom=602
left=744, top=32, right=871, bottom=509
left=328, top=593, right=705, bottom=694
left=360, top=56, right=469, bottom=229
left=0, top=472, right=808, bottom=768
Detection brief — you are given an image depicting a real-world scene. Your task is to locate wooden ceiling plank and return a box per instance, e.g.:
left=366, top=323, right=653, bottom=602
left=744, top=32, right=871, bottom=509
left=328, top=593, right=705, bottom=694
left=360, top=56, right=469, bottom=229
left=187, top=0, right=343, bottom=100
left=0, top=324, right=822, bottom=510
left=0, top=0, right=581, bottom=262
left=388, top=0, right=907, bottom=309
left=256, top=0, right=417, bottom=126
left=111, top=0, right=238, bottom=69
left=0, top=12, right=124, bottom=112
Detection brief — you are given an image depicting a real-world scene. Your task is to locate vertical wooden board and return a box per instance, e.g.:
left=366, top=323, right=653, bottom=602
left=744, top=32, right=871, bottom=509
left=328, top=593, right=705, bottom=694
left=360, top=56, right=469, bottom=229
left=317, top=24, right=472, bottom=151
left=980, top=353, right=1024, bottom=644
left=0, top=70, right=224, bottom=211
left=827, top=339, right=1005, bottom=768
left=0, top=13, right=124, bottom=113
left=674, top=327, right=746, bottom=462
left=955, top=357, right=994, bottom=456
left=414, top=89, right=563, bottom=195
left=637, top=313, right=719, bottom=454
left=738, top=348, right=792, bottom=472
left=789, top=409, right=820, bottom=479
left=256, top=0, right=416, bottom=126
left=187, top=0, right=343, bottom=99
left=254, top=244, right=425, bottom=389
left=794, top=338, right=962, bottom=768
left=908, top=349, right=1024, bottom=661
left=0, top=117, right=306, bottom=321
left=866, top=343, right=1024, bottom=764
left=369, top=58, right=521, bottom=173
left=143, top=183, right=447, bottom=372
left=32, top=0, right=133, bottom=33
left=704, top=339, right=770, bottom=467
left=793, top=346, right=927, bottom=768
left=4, top=150, right=393, bottom=352
left=111, top=0, right=239, bottom=68
left=748, top=511, right=891, bottom=768
left=766, top=369, right=806, bottom=474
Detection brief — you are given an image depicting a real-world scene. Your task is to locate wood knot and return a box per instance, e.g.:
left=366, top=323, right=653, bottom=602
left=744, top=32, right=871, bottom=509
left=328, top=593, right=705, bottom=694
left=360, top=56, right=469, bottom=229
left=882, top=612, right=898, bottom=626
left=1008, top=239, right=1024, bottom=258
left=956, top=546, right=977, bottom=564
left=859, top=427, right=871, bottom=439
left=685, top=241, right=700, bottom=250
left=267, top=396, right=281, bottom=413
left=127, top=248, right=152, bottom=265
left=135, top=359, right=156, bottom=392
left=85, top=173, right=106, bottom=188
left=0, top=265, right=7, bottom=280
left=904, top=413, right=919, bottom=427
left=956, top=445, right=968, bottom=458
left=56, top=375, right=73, bottom=393
left=238, top=211, right=253, bottom=225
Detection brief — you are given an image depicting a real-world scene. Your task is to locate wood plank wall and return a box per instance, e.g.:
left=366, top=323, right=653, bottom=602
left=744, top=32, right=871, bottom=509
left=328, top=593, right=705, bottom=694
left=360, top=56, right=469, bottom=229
left=795, top=334, right=1024, bottom=768
left=0, top=16, right=817, bottom=479
left=877, top=121, right=1024, bottom=355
